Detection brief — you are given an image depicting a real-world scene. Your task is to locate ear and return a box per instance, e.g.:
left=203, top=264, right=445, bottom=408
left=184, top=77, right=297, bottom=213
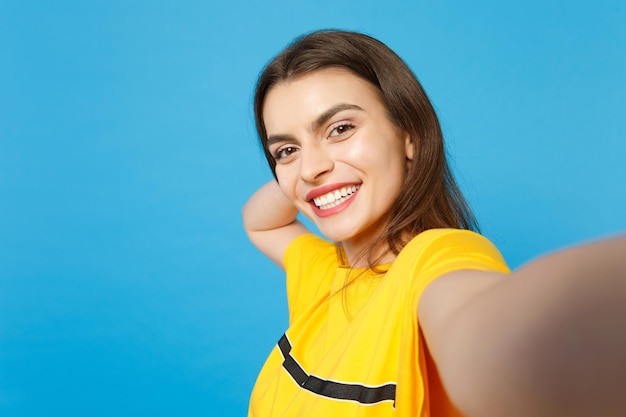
left=404, top=133, right=414, bottom=160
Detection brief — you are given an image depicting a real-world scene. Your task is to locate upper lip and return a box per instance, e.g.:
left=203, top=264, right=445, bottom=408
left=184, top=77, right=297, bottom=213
left=305, top=182, right=361, bottom=201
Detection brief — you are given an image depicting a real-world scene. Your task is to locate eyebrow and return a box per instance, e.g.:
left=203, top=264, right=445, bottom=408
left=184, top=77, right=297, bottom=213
left=311, top=103, right=363, bottom=132
left=266, top=103, right=363, bottom=147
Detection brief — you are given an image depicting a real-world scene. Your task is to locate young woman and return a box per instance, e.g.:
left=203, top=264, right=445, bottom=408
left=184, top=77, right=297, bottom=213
left=242, top=30, right=626, bottom=417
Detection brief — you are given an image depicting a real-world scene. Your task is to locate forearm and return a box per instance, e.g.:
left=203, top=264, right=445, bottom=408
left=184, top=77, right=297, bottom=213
left=242, top=180, right=308, bottom=268
left=242, top=180, right=299, bottom=233
left=445, top=235, right=626, bottom=417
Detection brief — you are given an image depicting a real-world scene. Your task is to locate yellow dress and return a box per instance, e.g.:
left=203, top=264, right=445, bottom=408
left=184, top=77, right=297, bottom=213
left=249, top=229, right=510, bottom=416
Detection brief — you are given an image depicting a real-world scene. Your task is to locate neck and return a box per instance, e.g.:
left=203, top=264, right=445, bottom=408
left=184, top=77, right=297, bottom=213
left=341, top=238, right=396, bottom=268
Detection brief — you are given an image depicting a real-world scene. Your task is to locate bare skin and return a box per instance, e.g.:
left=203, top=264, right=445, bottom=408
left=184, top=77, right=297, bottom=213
left=243, top=69, right=626, bottom=417
left=258, top=69, right=412, bottom=267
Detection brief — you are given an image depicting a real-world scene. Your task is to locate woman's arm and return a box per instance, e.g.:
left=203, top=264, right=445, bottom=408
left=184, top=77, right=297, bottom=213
left=419, top=234, right=626, bottom=417
left=242, top=180, right=310, bottom=269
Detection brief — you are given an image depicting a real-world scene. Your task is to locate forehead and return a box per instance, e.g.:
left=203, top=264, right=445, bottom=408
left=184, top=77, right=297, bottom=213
left=262, top=68, right=383, bottom=132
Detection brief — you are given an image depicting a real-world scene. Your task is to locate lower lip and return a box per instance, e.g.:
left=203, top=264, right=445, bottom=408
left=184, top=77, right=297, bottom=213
left=310, top=189, right=359, bottom=218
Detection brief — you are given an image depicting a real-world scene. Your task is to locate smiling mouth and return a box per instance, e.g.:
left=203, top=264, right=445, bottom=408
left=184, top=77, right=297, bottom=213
left=312, top=185, right=360, bottom=210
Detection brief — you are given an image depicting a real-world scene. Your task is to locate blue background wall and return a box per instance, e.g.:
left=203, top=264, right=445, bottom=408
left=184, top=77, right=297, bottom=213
left=1, top=0, right=624, bottom=415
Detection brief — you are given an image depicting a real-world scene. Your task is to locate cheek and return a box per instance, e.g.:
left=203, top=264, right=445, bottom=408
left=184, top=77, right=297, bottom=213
left=332, top=139, right=367, bottom=164
left=347, top=141, right=407, bottom=176
left=275, top=167, right=298, bottom=198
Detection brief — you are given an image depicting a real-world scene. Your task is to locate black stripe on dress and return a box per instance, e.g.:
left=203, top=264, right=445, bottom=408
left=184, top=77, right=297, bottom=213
left=277, top=334, right=396, bottom=405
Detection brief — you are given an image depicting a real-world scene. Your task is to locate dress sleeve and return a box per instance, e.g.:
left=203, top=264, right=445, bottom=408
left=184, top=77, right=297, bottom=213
left=410, top=229, right=510, bottom=288
left=400, top=229, right=510, bottom=316
left=394, top=229, right=510, bottom=416
left=283, top=233, right=337, bottom=324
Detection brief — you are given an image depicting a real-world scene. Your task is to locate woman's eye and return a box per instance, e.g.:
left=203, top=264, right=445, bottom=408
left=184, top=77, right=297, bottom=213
left=329, top=123, right=355, bottom=137
left=274, top=146, right=298, bottom=162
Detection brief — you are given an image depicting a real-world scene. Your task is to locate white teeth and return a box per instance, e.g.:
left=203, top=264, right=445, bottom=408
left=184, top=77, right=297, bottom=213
left=312, top=185, right=359, bottom=210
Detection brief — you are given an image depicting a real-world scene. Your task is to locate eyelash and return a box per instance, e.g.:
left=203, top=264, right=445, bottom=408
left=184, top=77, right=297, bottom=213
left=271, top=121, right=356, bottom=162
left=329, top=122, right=355, bottom=137
left=273, top=146, right=298, bottom=161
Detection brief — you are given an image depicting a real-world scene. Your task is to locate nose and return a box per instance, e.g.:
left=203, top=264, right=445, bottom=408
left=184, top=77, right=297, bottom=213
left=299, top=142, right=334, bottom=183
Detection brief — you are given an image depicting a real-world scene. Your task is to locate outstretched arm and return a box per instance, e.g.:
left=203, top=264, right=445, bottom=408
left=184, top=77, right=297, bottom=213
left=242, top=180, right=310, bottom=269
left=420, top=234, right=626, bottom=417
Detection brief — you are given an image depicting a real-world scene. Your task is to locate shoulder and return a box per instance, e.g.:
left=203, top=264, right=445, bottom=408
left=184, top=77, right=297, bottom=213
left=404, top=228, right=500, bottom=252
left=380, top=228, right=510, bottom=315
left=394, top=228, right=509, bottom=278
left=283, top=233, right=336, bottom=271
left=283, top=233, right=337, bottom=299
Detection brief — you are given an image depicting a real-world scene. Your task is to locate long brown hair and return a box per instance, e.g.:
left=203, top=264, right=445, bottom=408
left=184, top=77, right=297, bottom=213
left=254, top=29, right=478, bottom=268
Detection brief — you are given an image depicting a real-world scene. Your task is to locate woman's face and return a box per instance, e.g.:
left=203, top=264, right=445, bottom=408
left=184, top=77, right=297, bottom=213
left=262, top=68, right=413, bottom=261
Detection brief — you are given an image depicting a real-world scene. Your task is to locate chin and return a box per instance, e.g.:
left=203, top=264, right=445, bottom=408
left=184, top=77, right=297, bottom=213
left=317, top=226, right=360, bottom=244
